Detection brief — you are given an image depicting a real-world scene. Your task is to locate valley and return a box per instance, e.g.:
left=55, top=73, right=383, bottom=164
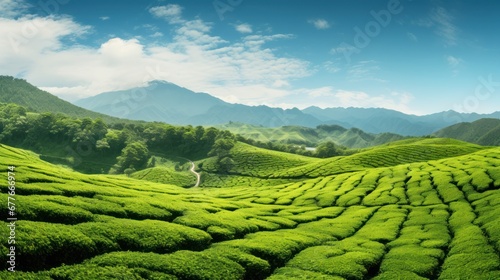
left=0, top=76, right=499, bottom=279
left=1, top=138, right=499, bottom=279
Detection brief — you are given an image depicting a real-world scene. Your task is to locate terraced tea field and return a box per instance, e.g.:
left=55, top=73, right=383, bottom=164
left=1, top=140, right=499, bottom=279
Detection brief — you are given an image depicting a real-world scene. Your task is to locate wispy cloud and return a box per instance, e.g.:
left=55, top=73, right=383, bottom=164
left=235, top=23, right=252, bottom=34
left=323, top=61, right=341, bottom=73
left=446, top=55, right=462, bottom=67
left=149, top=4, right=184, bottom=24
left=150, top=32, right=163, bottom=38
left=308, top=19, right=331, bottom=30
left=99, top=16, right=110, bottom=21
left=430, top=7, right=458, bottom=46
left=446, top=55, right=463, bottom=76
left=412, top=18, right=434, bottom=28
left=0, top=0, right=31, bottom=18
left=411, top=6, right=458, bottom=46
left=407, top=32, right=418, bottom=42
left=347, top=60, right=386, bottom=83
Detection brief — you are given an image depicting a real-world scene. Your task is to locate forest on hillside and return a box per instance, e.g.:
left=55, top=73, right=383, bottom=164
left=0, top=103, right=347, bottom=175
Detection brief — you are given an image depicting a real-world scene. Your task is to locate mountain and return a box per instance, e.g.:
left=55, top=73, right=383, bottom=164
left=75, top=81, right=322, bottom=127
left=0, top=76, right=122, bottom=123
left=4, top=76, right=498, bottom=135
left=215, top=122, right=406, bottom=148
left=433, top=118, right=500, bottom=146
left=75, top=81, right=227, bottom=123
left=303, top=106, right=500, bottom=136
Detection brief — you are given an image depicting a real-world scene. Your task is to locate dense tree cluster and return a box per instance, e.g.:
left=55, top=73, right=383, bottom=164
left=0, top=103, right=353, bottom=175
left=0, top=103, right=230, bottom=174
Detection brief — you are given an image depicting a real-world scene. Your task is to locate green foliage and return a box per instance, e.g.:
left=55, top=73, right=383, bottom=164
left=315, top=141, right=344, bottom=158
left=1, top=143, right=500, bottom=278
left=112, top=141, right=149, bottom=173
left=0, top=76, right=118, bottom=122
left=216, top=121, right=408, bottom=149
left=131, top=166, right=196, bottom=187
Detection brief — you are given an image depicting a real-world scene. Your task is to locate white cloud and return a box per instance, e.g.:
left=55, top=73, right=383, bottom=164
left=235, top=23, right=252, bottom=34
left=330, top=44, right=359, bottom=56
left=309, top=19, right=330, bottom=30
left=149, top=4, right=183, bottom=24
left=323, top=61, right=341, bottom=73
left=272, top=80, right=290, bottom=88
left=279, top=87, right=418, bottom=114
left=0, top=8, right=312, bottom=105
left=150, top=31, right=163, bottom=38
left=0, top=0, right=30, bottom=18
left=99, top=16, right=110, bottom=21
left=333, top=90, right=416, bottom=114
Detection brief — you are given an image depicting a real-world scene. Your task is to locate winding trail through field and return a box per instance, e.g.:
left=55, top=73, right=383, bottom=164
left=188, top=161, right=201, bottom=187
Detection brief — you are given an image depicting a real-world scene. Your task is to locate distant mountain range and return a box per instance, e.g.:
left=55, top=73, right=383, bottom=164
left=1, top=76, right=499, bottom=139
left=75, top=81, right=320, bottom=127
left=75, top=80, right=500, bottom=136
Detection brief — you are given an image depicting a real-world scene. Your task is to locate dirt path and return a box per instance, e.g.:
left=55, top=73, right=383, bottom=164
left=188, top=161, right=201, bottom=187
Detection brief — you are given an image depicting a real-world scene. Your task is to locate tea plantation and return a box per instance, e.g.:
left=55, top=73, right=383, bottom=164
left=1, top=140, right=499, bottom=279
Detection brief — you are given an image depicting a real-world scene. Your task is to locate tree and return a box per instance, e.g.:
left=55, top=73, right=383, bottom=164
left=124, top=167, right=136, bottom=177
left=208, top=138, right=235, bottom=173
left=208, top=138, right=235, bottom=159
left=114, top=141, right=149, bottom=173
left=218, top=157, right=235, bottom=173
left=315, top=141, right=341, bottom=158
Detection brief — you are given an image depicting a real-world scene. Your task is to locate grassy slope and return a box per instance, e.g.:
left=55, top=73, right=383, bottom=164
left=1, top=141, right=500, bottom=279
left=0, top=76, right=131, bottom=123
left=131, top=167, right=196, bottom=188
left=199, top=139, right=485, bottom=187
left=433, top=118, right=500, bottom=146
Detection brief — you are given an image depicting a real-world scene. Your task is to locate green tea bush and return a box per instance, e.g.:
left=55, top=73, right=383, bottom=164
left=76, top=218, right=212, bottom=253
left=285, top=238, right=385, bottom=279
left=268, top=267, right=343, bottom=279
left=4, top=221, right=97, bottom=271
left=50, top=264, right=149, bottom=280
left=470, top=169, right=494, bottom=191
left=16, top=195, right=94, bottom=224
left=205, top=246, right=271, bottom=279
left=47, top=195, right=128, bottom=218
left=87, top=250, right=246, bottom=280
left=379, top=245, right=443, bottom=277
left=173, top=209, right=260, bottom=238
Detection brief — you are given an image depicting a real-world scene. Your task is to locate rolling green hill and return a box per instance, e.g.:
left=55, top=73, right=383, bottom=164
left=433, top=118, right=500, bottom=146
left=1, top=141, right=500, bottom=279
left=0, top=76, right=127, bottom=123
left=198, top=138, right=485, bottom=185
left=215, top=122, right=406, bottom=148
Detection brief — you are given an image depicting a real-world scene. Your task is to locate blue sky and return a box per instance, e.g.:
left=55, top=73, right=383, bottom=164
left=1, top=0, right=499, bottom=115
